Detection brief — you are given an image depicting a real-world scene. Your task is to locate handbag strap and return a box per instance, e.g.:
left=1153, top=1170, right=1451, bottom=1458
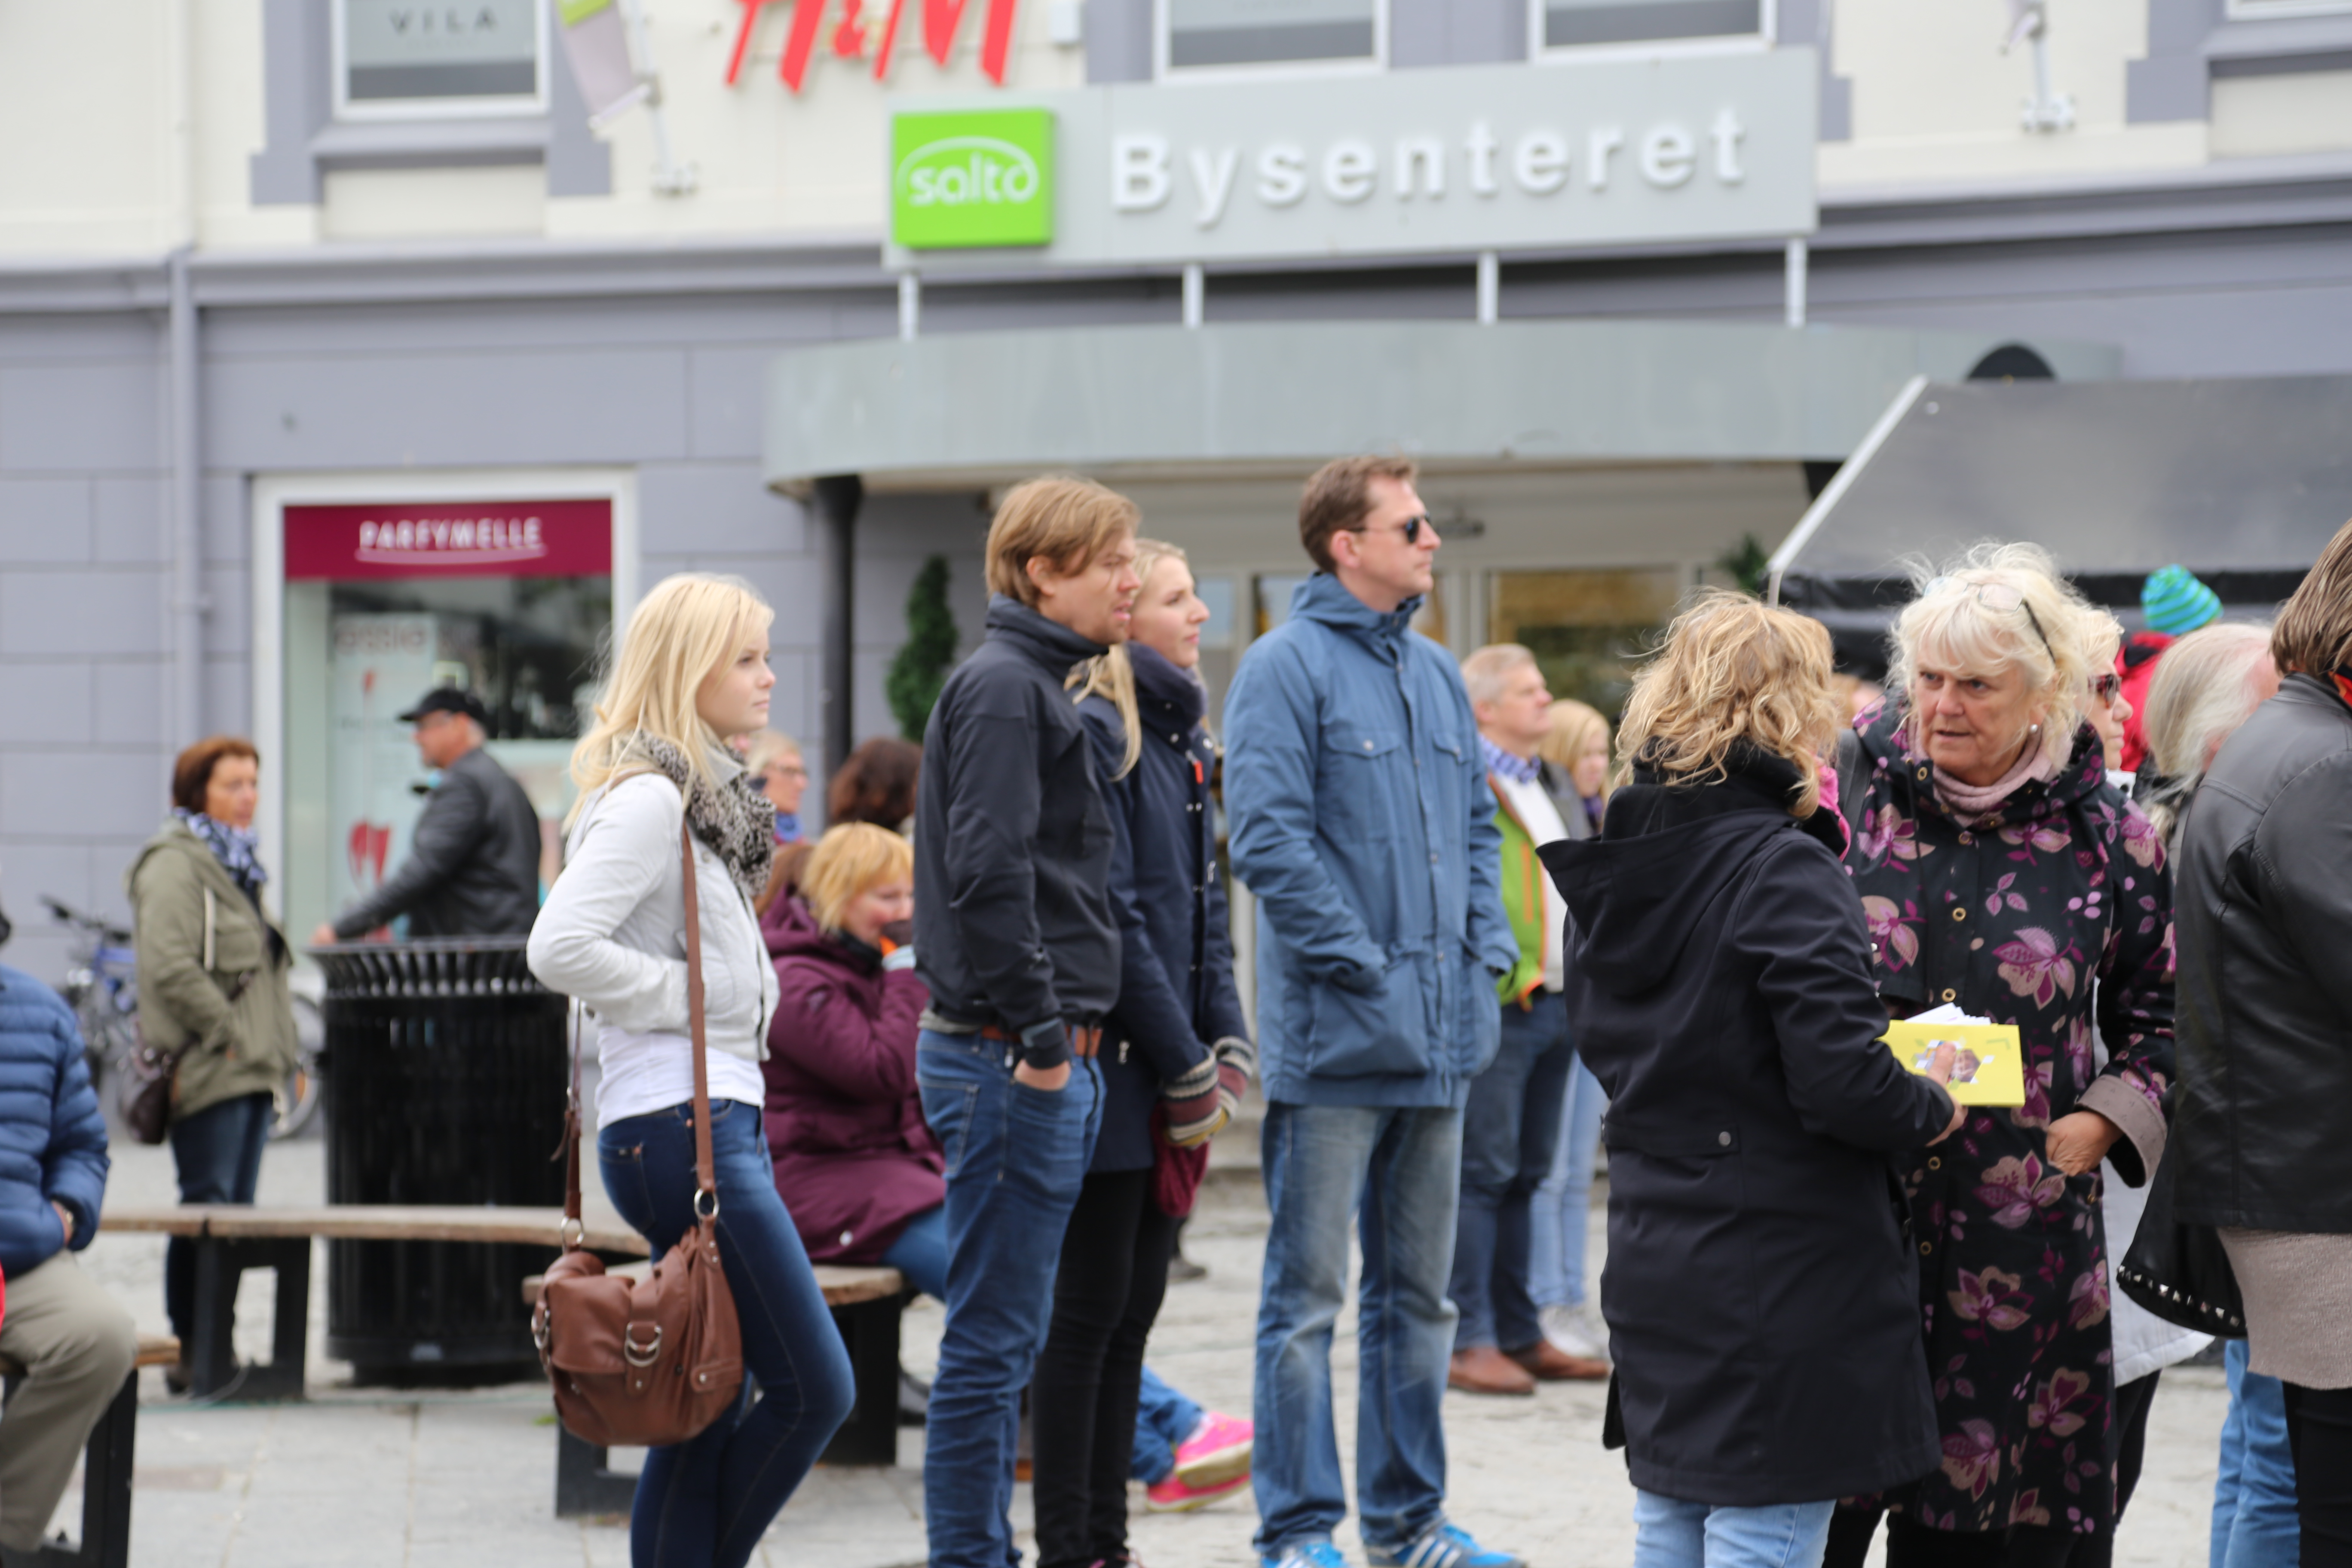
left=679, top=819, right=718, bottom=1219
left=560, top=997, right=585, bottom=1244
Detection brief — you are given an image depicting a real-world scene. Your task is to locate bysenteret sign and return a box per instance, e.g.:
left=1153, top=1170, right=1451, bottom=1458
left=887, top=53, right=1816, bottom=266
left=891, top=109, right=1055, bottom=249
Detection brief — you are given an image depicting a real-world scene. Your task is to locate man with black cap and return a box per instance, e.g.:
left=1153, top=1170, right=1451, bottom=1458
left=309, top=688, right=542, bottom=943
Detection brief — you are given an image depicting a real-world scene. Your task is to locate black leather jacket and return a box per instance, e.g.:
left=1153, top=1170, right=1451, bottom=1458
left=2172, top=673, right=2352, bottom=1233
left=330, top=745, right=543, bottom=940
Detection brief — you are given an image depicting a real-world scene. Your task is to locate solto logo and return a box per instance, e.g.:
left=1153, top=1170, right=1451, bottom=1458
left=891, top=110, right=1054, bottom=250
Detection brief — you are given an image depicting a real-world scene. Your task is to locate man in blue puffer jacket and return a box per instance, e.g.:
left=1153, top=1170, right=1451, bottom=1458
left=0, top=953, right=136, bottom=1557
left=1225, top=456, right=1519, bottom=1568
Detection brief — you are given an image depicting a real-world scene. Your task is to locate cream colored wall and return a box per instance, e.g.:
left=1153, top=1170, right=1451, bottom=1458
left=0, top=0, right=177, bottom=254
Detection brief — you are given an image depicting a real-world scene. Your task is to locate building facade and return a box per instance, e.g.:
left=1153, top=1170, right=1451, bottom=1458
left=1, top=0, right=2349, bottom=979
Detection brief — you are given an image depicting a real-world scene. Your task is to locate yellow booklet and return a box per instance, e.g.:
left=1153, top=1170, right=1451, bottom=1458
left=1878, top=1019, right=2026, bottom=1107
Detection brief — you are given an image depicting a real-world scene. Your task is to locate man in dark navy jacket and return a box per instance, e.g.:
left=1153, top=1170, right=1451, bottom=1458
left=912, top=476, right=1140, bottom=1568
left=0, top=942, right=136, bottom=1556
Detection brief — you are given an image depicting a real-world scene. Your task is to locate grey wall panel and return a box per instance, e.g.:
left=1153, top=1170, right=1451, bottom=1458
left=1201, top=266, right=1481, bottom=324
left=93, top=662, right=165, bottom=748
left=0, top=663, right=97, bottom=745
left=0, top=315, right=162, bottom=363
left=0, top=841, right=102, bottom=984
left=1392, top=0, right=1526, bottom=66
left=205, top=347, right=692, bottom=468
left=203, top=472, right=248, bottom=563
left=0, top=363, right=162, bottom=473
left=545, top=27, right=616, bottom=199
left=203, top=655, right=252, bottom=740
left=204, top=293, right=889, bottom=358
left=250, top=0, right=331, bottom=205
left=1085, top=0, right=1154, bottom=82
left=93, top=475, right=167, bottom=565
left=202, top=566, right=251, bottom=657
left=0, top=571, right=165, bottom=656
left=0, top=749, right=171, bottom=845
left=0, top=478, right=96, bottom=564
left=689, top=347, right=792, bottom=461
left=2130, top=0, right=2220, bottom=122
left=917, top=277, right=1182, bottom=335
left=638, top=462, right=809, bottom=554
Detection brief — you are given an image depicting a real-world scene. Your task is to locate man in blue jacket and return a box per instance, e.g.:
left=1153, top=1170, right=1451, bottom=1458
left=1225, top=456, right=1520, bottom=1568
left=0, top=950, right=136, bottom=1557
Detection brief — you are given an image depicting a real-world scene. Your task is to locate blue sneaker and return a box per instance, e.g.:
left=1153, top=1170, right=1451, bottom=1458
left=1365, top=1520, right=1525, bottom=1568
left=1263, top=1540, right=1351, bottom=1568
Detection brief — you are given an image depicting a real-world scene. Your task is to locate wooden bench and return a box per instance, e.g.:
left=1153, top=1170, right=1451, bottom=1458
left=0, top=1334, right=179, bottom=1568
left=521, top=1261, right=908, bottom=1516
left=99, top=1207, right=647, bottom=1401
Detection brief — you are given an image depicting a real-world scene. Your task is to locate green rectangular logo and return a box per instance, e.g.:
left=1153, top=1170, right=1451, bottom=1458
left=891, top=109, right=1054, bottom=250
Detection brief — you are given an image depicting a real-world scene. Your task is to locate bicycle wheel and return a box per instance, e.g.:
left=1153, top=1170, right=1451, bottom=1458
left=273, top=994, right=326, bottom=1139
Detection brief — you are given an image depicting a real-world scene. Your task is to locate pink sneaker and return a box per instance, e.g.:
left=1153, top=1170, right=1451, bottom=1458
left=1170, top=1411, right=1253, bottom=1488
left=1144, top=1469, right=1251, bottom=1514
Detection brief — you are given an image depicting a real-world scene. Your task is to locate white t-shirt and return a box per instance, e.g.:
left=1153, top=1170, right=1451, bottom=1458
left=595, top=1023, right=767, bottom=1130
left=1491, top=770, right=1572, bottom=992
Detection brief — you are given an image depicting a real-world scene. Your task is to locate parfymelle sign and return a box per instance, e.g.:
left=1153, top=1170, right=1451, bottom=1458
left=886, top=52, right=1816, bottom=265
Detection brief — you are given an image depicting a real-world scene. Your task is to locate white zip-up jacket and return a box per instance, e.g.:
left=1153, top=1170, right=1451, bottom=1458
left=528, top=772, right=778, bottom=1123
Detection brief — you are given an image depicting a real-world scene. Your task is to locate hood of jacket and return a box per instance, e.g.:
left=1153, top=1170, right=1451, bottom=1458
left=762, top=892, right=882, bottom=974
left=1130, top=640, right=1208, bottom=731
left=984, top=594, right=1108, bottom=679
left=1542, top=746, right=1839, bottom=998
left=130, top=818, right=256, bottom=911
left=1286, top=572, right=1422, bottom=652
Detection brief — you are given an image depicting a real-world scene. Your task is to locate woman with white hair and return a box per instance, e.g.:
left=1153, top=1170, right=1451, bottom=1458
left=2135, top=622, right=2280, bottom=848
left=1825, top=544, right=2175, bottom=1568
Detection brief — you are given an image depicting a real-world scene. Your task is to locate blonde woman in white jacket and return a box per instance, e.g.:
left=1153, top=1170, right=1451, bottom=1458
left=528, top=574, right=851, bottom=1568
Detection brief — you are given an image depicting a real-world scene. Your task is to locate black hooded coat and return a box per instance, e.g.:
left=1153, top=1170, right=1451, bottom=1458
left=1542, top=750, right=1957, bottom=1507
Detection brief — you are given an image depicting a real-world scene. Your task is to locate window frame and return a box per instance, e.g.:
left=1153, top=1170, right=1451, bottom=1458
left=1528, top=0, right=1776, bottom=64
left=2222, top=0, right=2352, bottom=18
left=1154, top=0, right=1390, bottom=83
left=331, top=0, right=553, bottom=124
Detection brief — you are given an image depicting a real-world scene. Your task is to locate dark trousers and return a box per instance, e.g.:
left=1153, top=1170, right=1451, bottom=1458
left=165, top=1090, right=273, bottom=1343
left=1450, top=990, right=1575, bottom=1352
left=1032, top=1167, right=1177, bottom=1568
left=2285, top=1380, right=2352, bottom=1568
left=1824, top=1510, right=2077, bottom=1568
left=2067, top=1369, right=2162, bottom=1568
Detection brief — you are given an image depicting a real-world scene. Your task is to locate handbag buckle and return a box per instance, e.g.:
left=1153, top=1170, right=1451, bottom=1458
left=624, top=1324, right=663, bottom=1367
left=693, top=1188, right=720, bottom=1222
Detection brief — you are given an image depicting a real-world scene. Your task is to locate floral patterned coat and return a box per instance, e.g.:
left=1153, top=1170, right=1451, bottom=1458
left=1843, top=705, right=2175, bottom=1539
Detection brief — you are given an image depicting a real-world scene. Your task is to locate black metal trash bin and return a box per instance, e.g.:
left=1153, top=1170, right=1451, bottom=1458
left=312, top=939, right=566, bottom=1382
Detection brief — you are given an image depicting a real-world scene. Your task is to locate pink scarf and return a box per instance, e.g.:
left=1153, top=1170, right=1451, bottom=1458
left=1928, top=738, right=2061, bottom=821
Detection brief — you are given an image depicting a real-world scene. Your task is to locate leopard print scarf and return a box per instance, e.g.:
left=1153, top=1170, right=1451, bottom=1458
left=621, top=732, right=775, bottom=906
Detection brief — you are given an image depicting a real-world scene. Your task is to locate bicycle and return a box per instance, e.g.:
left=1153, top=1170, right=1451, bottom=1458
left=44, top=894, right=325, bottom=1140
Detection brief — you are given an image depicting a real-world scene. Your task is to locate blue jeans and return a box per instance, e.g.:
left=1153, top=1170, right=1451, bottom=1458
left=881, top=1204, right=949, bottom=1303
left=1633, top=1492, right=1835, bottom=1568
left=1253, top=1101, right=1462, bottom=1557
left=165, top=1090, right=273, bottom=1343
left=600, top=1098, right=854, bottom=1568
left=1452, top=993, right=1576, bottom=1351
left=2213, top=1339, right=2300, bottom=1568
left=1132, top=1366, right=1202, bottom=1485
left=917, top=1031, right=1102, bottom=1568
left=1528, top=1054, right=1607, bottom=1309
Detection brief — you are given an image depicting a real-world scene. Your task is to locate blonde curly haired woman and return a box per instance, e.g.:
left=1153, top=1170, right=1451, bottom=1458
left=1545, top=590, right=1962, bottom=1568
left=529, top=574, right=852, bottom=1568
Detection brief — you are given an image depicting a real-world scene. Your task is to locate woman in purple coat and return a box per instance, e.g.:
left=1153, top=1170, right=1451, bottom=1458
left=760, top=824, right=948, bottom=1292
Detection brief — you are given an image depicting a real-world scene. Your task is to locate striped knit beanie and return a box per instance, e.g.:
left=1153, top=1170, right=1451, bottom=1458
left=2141, top=565, right=2222, bottom=637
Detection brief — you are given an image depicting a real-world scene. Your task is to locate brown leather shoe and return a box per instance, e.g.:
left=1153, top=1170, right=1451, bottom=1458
left=1505, top=1338, right=1610, bottom=1382
left=1448, top=1345, right=1537, bottom=1396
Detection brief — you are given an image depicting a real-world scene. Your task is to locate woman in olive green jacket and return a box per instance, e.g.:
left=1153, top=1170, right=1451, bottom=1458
left=128, top=737, right=299, bottom=1384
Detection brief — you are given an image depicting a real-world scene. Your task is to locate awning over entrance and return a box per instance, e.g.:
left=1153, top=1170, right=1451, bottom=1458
left=762, top=320, right=2118, bottom=490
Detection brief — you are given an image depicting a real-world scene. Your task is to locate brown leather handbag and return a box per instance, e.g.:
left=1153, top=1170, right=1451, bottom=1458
left=534, top=818, right=745, bottom=1449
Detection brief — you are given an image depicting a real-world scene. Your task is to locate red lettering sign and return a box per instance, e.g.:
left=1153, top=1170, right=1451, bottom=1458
left=725, top=0, right=1016, bottom=91
left=284, top=499, right=613, bottom=581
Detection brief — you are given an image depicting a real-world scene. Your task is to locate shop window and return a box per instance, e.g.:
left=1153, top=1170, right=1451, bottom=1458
left=335, top=0, right=549, bottom=119
left=1533, top=0, right=1769, bottom=54
left=1488, top=568, right=1683, bottom=720
left=1163, top=0, right=1383, bottom=73
left=1255, top=573, right=1313, bottom=634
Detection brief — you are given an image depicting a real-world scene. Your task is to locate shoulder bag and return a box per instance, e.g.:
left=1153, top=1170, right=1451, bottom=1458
left=534, top=818, right=746, bottom=1447
left=122, top=887, right=256, bottom=1146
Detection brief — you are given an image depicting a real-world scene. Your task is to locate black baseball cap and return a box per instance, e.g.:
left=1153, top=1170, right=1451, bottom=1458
left=398, top=687, right=490, bottom=726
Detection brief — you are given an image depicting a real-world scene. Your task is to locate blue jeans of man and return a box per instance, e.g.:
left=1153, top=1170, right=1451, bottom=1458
left=1132, top=1366, right=1202, bottom=1485
left=1633, top=1492, right=1835, bottom=1568
left=1529, top=1054, right=1607, bottom=1310
left=2212, top=1338, right=2300, bottom=1568
left=1253, top=1101, right=1462, bottom=1558
left=881, top=1203, right=949, bottom=1303
left=917, top=1031, right=1102, bottom=1568
left=600, top=1097, right=855, bottom=1568
left=165, top=1090, right=273, bottom=1344
left=1452, top=992, right=1576, bottom=1351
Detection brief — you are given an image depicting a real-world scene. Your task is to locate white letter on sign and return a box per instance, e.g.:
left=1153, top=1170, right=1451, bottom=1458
left=1324, top=140, right=1376, bottom=204
left=1257, top=144, right=1308, bottom=207
left=1641, top=125, right=1695, bottom=187
left=1513, top=130, right=1568, bottom=194
left=1113, top=135, right=1172, bottom=211
left=1190, top=147, right=1240, bottom=227
left=1394, top=136, right=1445, bottom=199
left=1712, top=108, right=1746, bottom=184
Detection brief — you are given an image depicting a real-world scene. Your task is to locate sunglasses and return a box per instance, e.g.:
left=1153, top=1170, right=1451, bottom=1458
left=1926, top=575, right=2055, bottom=664
left=2090, top=672, right=2122, bottom=704
left=747, top=765, right=807, bottom=790
left=1353, top=513, right=1433, bottom=546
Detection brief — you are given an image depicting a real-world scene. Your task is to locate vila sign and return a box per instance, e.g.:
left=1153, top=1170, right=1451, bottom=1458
left=886, top=52, right=1818, bottom=269
left=893, top=109, right=1054, bottom=248
left=285, top=500, right=613, bottom=580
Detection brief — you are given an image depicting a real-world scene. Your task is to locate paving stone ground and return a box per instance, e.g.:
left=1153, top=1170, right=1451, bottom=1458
left=70, top=1128, right=2224, bottom=1568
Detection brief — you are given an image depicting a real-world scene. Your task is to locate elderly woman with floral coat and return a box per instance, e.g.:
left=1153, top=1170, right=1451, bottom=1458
left=1826, top=545, right=2175, bottom=1568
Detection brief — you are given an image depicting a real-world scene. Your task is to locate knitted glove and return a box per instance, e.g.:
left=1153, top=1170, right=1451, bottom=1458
left=881, top=946, right=917, bottom=973
left=1160, top=1054, right=1228, bottom=1148
left=1212, top=1036, right=1255, bottom=1123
